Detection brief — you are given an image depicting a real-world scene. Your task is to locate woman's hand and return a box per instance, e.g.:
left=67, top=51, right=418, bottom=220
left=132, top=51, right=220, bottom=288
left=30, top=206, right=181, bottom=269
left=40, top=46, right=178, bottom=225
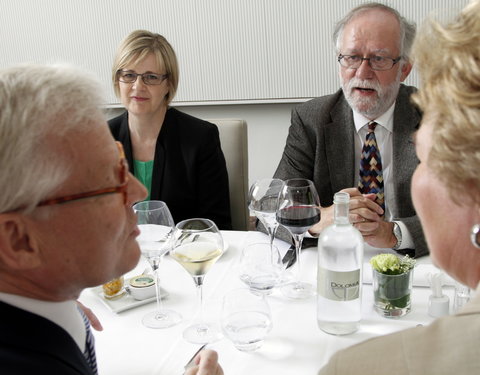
left=76, top=301, right=103, bottom=331
left=185, top=350, right=223, bottom=375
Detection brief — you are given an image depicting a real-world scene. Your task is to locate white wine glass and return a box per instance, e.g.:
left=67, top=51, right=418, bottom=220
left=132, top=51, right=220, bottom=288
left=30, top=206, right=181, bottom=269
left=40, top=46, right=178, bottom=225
left=133, top=200, right=182, bottom=328
left=170, top=218, right=224, bottom=344
left=276, top=178, right=320, bottom=299
left=248, top=178, right=284, bottom=252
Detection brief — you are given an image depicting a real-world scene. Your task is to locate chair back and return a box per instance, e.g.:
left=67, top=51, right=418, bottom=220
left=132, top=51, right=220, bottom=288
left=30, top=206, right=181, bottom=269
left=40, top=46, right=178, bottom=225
left=207, top=119, right=249, bottom=230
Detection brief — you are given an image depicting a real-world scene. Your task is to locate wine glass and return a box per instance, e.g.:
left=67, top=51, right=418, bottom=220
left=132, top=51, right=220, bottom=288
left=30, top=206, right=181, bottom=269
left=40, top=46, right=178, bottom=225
left=170, top=218, right=224, bottom=344
left=248, top=178, right=284, bottom=252
left=276, top=178, right=320, bottom=299
left=133, top=200, right=182, bottom=329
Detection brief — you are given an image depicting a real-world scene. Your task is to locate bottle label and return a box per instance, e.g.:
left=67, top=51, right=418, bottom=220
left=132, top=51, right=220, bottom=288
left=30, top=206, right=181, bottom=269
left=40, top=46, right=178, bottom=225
left=317, top=268, right=360, bottom=301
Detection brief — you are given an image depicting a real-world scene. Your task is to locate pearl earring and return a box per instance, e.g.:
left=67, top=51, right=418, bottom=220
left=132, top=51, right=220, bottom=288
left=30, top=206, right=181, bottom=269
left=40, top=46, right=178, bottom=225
left=470, top=224, right=480, bottom=249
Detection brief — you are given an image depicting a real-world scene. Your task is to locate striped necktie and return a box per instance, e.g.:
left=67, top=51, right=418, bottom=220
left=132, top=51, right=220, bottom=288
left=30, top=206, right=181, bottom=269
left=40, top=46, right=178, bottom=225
left=79, top=309, right=98, bottom=375
left=358, top=121, right=385, bottom=211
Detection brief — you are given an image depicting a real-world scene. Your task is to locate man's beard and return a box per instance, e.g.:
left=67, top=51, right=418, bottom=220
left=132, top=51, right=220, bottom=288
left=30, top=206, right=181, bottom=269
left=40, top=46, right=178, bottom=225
left=341, top=74, right=402, bottom=119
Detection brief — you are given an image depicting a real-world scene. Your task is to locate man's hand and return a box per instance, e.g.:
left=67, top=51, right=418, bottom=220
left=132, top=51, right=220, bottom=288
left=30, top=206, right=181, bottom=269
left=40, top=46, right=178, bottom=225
left=356, top=220, right=397, bottom=248
left=185, top=350, right=223, bottom=375
left=76, top=301, right=103, bottom=331
left=345, top=188, right=397, bottom=248
left=308, top=205, right=334, bottom=235
left=309, top=187, right=383, bottom=236
left=309, top=187, right=396, bottom=248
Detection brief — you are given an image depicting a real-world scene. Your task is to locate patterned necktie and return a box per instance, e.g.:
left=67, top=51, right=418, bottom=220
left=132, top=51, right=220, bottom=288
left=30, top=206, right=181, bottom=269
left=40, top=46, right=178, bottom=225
left=358, top=121, right=385, bottom=211
left=79, top=309, right=98, bottom=375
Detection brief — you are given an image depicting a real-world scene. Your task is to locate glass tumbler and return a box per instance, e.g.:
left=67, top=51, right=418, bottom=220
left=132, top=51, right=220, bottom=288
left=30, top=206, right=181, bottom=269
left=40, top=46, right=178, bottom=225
left=222, top=288, right=272, bottom=352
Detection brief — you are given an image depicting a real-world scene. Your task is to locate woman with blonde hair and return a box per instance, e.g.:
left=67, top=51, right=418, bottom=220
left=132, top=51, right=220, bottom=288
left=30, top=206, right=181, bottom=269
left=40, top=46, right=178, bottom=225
left=109, top=30, right=232, bottom=229
left=319, top=1, right=480, bottom=373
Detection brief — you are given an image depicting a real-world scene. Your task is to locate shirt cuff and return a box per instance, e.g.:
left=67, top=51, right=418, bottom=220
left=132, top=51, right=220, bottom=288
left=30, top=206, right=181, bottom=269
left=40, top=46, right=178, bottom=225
left=395, top=220, right=414, bottom=249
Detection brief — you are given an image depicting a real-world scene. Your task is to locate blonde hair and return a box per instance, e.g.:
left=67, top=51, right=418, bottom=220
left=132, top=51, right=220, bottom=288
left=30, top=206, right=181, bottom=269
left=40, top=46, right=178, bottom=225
left=112, top=30, right=179, bottom=105
left=412, top=0, right=480, bottom=204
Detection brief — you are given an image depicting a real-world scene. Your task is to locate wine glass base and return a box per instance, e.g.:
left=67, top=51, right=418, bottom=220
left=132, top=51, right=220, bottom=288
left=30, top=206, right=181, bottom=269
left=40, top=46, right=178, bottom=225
left=233, top=339, right=265, bottom=352
left=280, top=281, right=315, bottom=299
left=183, top=322, right=223, bottom=344
left=142, top=309, right=182, bottom=329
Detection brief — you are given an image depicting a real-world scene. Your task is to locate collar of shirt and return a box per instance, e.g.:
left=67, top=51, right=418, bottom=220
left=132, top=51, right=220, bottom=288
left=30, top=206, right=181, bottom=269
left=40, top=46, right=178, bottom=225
left=0, top=292, right=86, bottom=352
left=353, top=102, right=396, bottom=133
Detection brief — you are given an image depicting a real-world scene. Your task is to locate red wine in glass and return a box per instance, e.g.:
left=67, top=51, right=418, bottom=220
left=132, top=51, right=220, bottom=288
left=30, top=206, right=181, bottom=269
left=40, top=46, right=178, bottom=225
left=276, top=205, right=320, bottom=235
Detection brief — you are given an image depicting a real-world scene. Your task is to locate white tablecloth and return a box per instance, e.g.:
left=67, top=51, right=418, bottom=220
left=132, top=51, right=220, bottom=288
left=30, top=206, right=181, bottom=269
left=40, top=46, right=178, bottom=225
left=79, top=231, right=453, bottom=375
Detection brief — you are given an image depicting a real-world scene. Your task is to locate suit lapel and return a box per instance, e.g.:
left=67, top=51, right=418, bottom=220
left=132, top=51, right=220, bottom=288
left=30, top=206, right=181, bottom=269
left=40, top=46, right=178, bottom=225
left=0, top=301, right=94, bottom=374
left=117, top=113, right=135, bottom=174
left=150, top=109, right=172, bottom=199
left=326, top=96, right=356, bottom=190
left=392, top=85, right=421, bottom=213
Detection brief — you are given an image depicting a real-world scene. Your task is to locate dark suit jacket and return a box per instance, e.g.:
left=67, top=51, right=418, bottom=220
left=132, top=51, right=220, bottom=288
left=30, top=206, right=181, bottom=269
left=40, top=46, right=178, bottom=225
left=274, top=85, right=428, bottom=257
left=0, top=301, right=94, bottom=374
left=109, top=108, right=232, bottom=230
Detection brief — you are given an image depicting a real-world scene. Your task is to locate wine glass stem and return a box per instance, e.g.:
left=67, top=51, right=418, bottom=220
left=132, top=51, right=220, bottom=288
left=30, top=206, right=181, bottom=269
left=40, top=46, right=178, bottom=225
left=152, top=263, right=164, bottom=314
left=292, top=233, right=305, bottom=283
left=267, top=223, right=279, bottom=264
left=193, top=276, right=205, bottom=324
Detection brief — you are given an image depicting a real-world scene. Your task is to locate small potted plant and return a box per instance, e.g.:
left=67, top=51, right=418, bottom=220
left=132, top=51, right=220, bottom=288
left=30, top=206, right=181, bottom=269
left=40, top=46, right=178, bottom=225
left=370, top=253, right=416, bottom=318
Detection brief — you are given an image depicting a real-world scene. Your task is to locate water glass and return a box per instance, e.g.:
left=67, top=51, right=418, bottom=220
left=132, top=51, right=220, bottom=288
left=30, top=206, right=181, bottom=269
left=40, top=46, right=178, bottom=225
left=222, top=288, right=272, bottom=352
left=453, top=281, right=471, bottom=313
left=239, top=242, right=284, bottom=295
left=248, top=178, right=284, bottom=250
left=133, top=200, right=181, bottom=329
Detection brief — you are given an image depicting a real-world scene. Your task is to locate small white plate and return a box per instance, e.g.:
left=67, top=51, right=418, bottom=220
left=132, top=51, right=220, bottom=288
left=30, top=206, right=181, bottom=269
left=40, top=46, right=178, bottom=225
left=92, top=285, right=169, bottom=314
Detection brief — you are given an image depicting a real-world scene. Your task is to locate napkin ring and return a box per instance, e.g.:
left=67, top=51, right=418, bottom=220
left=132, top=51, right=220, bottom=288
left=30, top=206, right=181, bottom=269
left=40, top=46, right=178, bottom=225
left=470, top=224, right=480, bottom=249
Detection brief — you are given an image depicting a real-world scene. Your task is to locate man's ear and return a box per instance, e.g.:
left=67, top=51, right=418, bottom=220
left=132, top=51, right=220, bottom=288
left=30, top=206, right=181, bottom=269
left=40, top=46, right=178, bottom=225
left=399, top=60, right=413, bottom=82
left=0, top=214, right=42, bottom=270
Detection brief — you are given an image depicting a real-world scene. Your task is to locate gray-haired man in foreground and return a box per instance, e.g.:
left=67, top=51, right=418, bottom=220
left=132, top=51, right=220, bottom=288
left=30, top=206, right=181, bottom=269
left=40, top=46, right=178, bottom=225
left=0, top=64, right=222, bottom=375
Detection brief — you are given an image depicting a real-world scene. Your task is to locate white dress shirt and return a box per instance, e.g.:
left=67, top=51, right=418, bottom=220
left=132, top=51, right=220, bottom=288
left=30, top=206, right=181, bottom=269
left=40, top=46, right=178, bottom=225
left=352, top=104, right=414, bottom=250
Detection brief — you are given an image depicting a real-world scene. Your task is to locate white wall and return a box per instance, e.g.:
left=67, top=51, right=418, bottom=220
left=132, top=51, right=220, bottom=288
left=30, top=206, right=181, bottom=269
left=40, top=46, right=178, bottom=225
left=107, top=102, right=296, bottom=188
left=1, top=0, right=468, bottom=105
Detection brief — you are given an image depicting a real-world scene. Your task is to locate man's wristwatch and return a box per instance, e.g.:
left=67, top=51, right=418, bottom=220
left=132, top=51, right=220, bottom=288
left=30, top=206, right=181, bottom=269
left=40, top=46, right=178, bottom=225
left=392, top=221, right=402, bottom=250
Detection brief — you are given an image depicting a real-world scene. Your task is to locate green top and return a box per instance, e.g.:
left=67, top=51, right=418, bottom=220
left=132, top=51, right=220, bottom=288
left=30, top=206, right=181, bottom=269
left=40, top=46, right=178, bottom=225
left=133, top=159, right=154, bottom=201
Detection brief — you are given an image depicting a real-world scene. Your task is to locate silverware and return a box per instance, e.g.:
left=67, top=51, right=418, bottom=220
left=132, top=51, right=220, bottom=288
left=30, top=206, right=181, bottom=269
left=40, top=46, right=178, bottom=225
left=281, top=237, right=318, bottom=269
left=282, top=245, right=296, bottom=269
left=184, top=344, right=207, bottom=373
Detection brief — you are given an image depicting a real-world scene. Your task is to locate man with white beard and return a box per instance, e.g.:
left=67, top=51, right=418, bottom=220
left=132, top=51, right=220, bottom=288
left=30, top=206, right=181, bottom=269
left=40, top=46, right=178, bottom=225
left=274, top=3, right=428, bottom=257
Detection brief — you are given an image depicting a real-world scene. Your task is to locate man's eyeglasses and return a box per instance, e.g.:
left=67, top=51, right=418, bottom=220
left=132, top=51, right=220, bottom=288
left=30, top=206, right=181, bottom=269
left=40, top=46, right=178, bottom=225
left=337, top=54, right=402, bottom=71
left=36, top=141, right=129, bottom=207
left=117, top=70, right=168, bottom=85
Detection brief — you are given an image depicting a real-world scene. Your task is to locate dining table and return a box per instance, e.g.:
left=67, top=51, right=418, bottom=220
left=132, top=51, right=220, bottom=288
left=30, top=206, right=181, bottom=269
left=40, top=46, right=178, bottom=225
left=79, top=230, right=455, bottom=375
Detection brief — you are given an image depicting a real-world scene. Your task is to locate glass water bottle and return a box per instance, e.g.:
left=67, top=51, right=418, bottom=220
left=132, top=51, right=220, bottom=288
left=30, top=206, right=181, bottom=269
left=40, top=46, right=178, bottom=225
left=317, top=192, right=364, bottom=335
